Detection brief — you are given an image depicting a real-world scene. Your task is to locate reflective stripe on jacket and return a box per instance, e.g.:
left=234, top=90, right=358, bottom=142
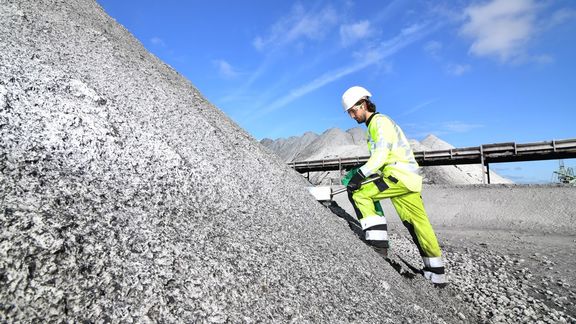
left=359, top=113, right=423, bottom=192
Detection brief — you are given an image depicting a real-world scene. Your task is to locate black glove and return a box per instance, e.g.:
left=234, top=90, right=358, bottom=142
left=347, top=169, right=365, bottom=192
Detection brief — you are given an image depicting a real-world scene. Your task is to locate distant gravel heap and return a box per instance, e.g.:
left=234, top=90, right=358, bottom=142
left=260, top=132, right=319, bottom=161
left=261, top=128, right=513, bottom=185
left=1, top=1, right=465, bottom=322
left=418, top=135, right=512, bottom=185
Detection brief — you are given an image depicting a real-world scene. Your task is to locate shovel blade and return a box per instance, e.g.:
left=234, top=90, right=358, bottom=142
left=307, top=186, right=332, bottom=201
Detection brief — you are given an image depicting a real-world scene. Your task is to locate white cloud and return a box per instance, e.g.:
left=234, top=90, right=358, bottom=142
left=376, top=22, right=432, bottom=58
left=402, top=98, right=440, bottom=116
left=404, top=120, right=484, bottom=139
left=213, top=60, right=238, bottom=79
left=423, top=40, right=471, bottom=76
left=547, top=8, right=576, bottom=28
left=445, top=63, right=471, bottom=76
left=460, top=0, right=537, bottom=63
left=252, top=4, right=338, bottom=52
left=340, top=20, right=373, bottom=46
left=351, top=46, right=383, bottom=64
left=150, top=36, right=166, bottom=47
left=424, top=40, right=443, bottom=59
left=442, top=121, right=483, bottom=133
left=257, top=22, right=433, bottom=115
left=252, top=37, right=265, bottom=51
left=263, top=62, right=369, bottom=113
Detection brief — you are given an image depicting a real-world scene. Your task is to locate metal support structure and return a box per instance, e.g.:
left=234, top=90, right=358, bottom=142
left=554, top=160, right=576, bottom=185
left=480, top=145, right=486, bottom=184
left=287, top=138, right=576, bottom=179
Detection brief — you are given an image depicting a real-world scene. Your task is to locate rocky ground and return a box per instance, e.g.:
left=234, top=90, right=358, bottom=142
left=0, top=1, right=489, bottom=322
left=437, top=229, right=576, bottom=322
left=331, top=184, right=576, bottom=323
left=2, top=1, right=574, bottom=322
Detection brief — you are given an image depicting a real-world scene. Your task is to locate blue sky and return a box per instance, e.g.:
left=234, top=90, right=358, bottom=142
left=96, top=0, right=576, bottom=183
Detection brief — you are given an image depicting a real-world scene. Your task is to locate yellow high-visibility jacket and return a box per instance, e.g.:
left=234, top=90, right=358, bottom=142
left=359, top=113, right=423, bottom=192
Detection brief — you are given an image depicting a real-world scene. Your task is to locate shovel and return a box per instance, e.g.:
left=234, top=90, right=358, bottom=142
left=307, top=176, right=380, bottom=202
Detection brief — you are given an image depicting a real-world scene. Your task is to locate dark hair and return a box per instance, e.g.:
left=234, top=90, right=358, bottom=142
left=365, top=99, right=376, bottom=113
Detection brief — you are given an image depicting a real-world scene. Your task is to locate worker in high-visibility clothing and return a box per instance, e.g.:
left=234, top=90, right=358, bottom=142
left=341, top=86, right=447, bottom=287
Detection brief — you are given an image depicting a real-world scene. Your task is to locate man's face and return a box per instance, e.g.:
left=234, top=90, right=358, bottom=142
left=348, top=101, right=366, bottom=124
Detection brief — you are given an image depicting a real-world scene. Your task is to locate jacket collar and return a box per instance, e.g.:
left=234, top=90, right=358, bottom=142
left=365, top=112, right=379, bottom=127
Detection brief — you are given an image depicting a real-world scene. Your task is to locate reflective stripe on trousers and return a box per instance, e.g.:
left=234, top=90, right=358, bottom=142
left=360, top=215, right=389, bottom=248
left=350, top=177, right=442, bottom=258
left=423, top=270, right=447, bottom=284
left=423, top=256, right=446, bottom=284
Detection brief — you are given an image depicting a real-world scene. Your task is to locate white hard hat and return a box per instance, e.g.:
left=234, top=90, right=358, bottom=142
left=342, top=86, right=371, bottom=112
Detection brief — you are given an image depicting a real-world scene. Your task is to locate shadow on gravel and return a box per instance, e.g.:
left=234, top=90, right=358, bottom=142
left=398, top=256, right=423, bottom=276
left=384, top=257, right=418, bottom=279
left=327, top=201, right=419, bottom=280
left=326, top=201, right=363, bottom=238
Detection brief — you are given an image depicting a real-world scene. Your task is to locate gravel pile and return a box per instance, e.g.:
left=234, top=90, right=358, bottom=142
left=1, top=1, right=466, bottom=322
left=260, top=131, right=319, bottom=161
left=447, top=246, right=573, bottom=322
left=332, top=184, right=576, bottom=323
left=385, top=230, right=575, bottom=323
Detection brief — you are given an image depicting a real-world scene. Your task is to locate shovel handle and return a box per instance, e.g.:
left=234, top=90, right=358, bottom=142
left=331, top=176, right=380, bottom=196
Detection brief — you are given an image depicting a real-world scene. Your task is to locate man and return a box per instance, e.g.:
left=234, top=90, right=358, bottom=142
left=341, top=85, right=447, bottom=287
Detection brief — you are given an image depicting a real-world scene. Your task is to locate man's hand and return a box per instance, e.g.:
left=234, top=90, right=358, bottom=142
left=347, top=169, right=365, bottom=192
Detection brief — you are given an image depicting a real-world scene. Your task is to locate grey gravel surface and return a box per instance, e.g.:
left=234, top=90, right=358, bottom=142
left=333, top=184, right=576, bottom=323
left=0, top=1, right=467, bottom=323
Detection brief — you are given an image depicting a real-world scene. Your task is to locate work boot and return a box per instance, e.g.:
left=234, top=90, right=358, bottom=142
left=372, top=246, right=389, bottom=259
left=423, top=267, right=448, bottom=288
left=433, top=282, right=449, bottom=289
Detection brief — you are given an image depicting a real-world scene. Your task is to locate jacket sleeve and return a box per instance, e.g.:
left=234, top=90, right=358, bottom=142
left=359, top=116, right=394, bottom=177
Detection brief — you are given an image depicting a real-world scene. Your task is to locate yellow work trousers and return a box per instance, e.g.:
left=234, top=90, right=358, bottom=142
left=350, top=176, right=442, bottom=258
